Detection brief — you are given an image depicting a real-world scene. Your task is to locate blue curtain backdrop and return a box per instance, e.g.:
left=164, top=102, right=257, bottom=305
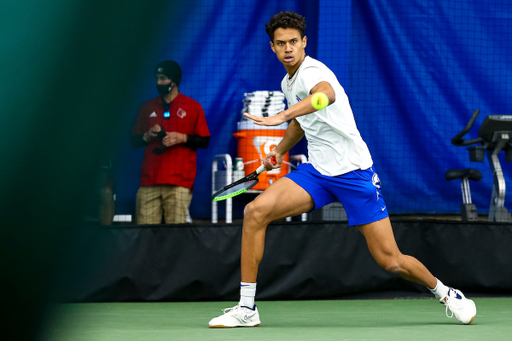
left=347, top=0, right=512, bottom=213
left=113, top=0, right=512, bottom=219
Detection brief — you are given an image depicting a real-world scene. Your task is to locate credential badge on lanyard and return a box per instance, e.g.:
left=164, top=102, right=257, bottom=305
left=163, top=101, right=170, bottom=119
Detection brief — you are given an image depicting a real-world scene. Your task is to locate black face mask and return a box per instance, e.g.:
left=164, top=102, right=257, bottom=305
left=157, top=83, right=173, bottom=96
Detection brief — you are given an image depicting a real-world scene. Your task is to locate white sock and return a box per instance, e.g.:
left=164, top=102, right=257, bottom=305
left=239, top=282, right=256, bottom=309
left=429, top=278, right=449, bottom=299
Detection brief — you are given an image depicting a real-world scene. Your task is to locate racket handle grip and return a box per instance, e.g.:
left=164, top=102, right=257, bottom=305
left=256, top=164, right=266, bottom=174
left=257, top=157, right=277, bottom=174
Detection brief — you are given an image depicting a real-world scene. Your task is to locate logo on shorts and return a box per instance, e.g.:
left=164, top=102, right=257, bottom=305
left=372, top=173, right=381, bottom=189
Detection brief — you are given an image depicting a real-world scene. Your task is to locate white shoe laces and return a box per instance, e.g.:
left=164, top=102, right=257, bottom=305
left=443, top=289, right=463, bottom=319
left=221, top=305, right=240, bottom=315
left=445, top=304, right=454, bottom=318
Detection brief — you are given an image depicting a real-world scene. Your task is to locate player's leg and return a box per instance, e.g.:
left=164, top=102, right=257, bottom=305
left=209, top=176, right=315, bottom=328
left=136, top=185, right=163, bottom=224
left=357, top=217, right=436, bottom=287
left=241, top=177, right=314, bottom=282
left=162, top=185, right=192, bottom=224
left=336, top=167, right=437, bottom=287
left=337, top=166, right=476, bottom=324
left=358, top=217, right=476, bottom=324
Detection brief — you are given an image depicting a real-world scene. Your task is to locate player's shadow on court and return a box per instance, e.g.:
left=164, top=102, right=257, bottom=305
left=266, top=315, right=461, bottom=329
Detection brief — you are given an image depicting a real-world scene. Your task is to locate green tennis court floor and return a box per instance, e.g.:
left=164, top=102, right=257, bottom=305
left=41, top=298, right=512, bottom=341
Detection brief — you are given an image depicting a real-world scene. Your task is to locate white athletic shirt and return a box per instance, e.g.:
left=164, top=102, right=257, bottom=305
left=281, top=56, right=373, bottom=176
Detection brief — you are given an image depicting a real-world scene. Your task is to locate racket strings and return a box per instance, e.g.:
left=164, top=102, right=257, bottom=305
left=212, top=179, right=258, bottom=201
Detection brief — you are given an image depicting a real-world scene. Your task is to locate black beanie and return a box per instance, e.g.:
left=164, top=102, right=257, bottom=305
left=154, top=60, right=182, bottom=86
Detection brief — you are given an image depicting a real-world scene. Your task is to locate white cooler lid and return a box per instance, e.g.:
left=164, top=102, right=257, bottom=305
left=237, top=120, right=288, bottom=130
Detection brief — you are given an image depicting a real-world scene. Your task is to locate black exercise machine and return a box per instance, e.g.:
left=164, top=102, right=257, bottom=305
left=448, top=109, right=512, bottom=222
left=445, top=168, right=482, bottom=221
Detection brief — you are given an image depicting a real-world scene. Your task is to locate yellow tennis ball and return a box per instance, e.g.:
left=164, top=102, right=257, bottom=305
left=311, top=92, right=329, bottom=110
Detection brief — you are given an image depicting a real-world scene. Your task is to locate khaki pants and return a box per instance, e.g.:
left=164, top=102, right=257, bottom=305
left=136, top=185, right=192, bottom=224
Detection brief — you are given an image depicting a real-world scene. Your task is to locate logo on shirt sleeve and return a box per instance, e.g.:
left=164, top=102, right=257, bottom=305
left=177, top=108, right=186, bottom=118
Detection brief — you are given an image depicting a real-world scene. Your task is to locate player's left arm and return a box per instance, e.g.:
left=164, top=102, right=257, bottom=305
left=244, top=81, right=335, bottom=126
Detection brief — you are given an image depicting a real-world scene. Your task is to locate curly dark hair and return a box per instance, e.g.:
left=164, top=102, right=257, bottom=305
left=265, top=11, right=307, bottom=42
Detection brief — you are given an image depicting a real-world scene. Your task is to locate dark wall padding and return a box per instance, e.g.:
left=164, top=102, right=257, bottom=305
left=62, top=221, right=512, bottom=302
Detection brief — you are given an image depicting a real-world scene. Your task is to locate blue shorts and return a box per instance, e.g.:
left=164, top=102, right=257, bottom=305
left=284, top=163, right=388, bottom=226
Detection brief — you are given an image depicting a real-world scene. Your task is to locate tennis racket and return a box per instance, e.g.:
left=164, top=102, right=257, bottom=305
left=211, top=158, right=276, bottom=201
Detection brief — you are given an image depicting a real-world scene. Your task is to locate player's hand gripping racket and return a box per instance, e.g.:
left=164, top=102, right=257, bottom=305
left=211, top=157, right=277, bottom=201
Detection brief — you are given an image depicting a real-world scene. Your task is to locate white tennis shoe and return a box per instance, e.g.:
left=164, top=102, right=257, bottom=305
left=440, top=287, right=476, bottom=325
left=209, top=304, right=260, bottom=328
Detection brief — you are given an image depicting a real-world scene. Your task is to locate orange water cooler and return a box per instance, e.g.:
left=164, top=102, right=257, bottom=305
left=233, top=121, right=289, bottom=190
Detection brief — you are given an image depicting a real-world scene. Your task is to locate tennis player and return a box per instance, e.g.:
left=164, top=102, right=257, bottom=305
left=209, top=11, right=476, bottom=328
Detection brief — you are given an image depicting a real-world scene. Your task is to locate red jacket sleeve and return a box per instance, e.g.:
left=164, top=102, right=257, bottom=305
left=193, top=102, right=210, bottom=137
left=131, top=103, right=149, bottom=137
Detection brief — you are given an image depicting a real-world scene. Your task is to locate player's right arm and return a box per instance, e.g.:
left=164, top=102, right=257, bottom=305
left=263, top=118, right=304, bottom=170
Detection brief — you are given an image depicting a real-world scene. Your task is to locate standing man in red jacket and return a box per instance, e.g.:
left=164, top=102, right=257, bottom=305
left=131, top=60, right=210, bottom=224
